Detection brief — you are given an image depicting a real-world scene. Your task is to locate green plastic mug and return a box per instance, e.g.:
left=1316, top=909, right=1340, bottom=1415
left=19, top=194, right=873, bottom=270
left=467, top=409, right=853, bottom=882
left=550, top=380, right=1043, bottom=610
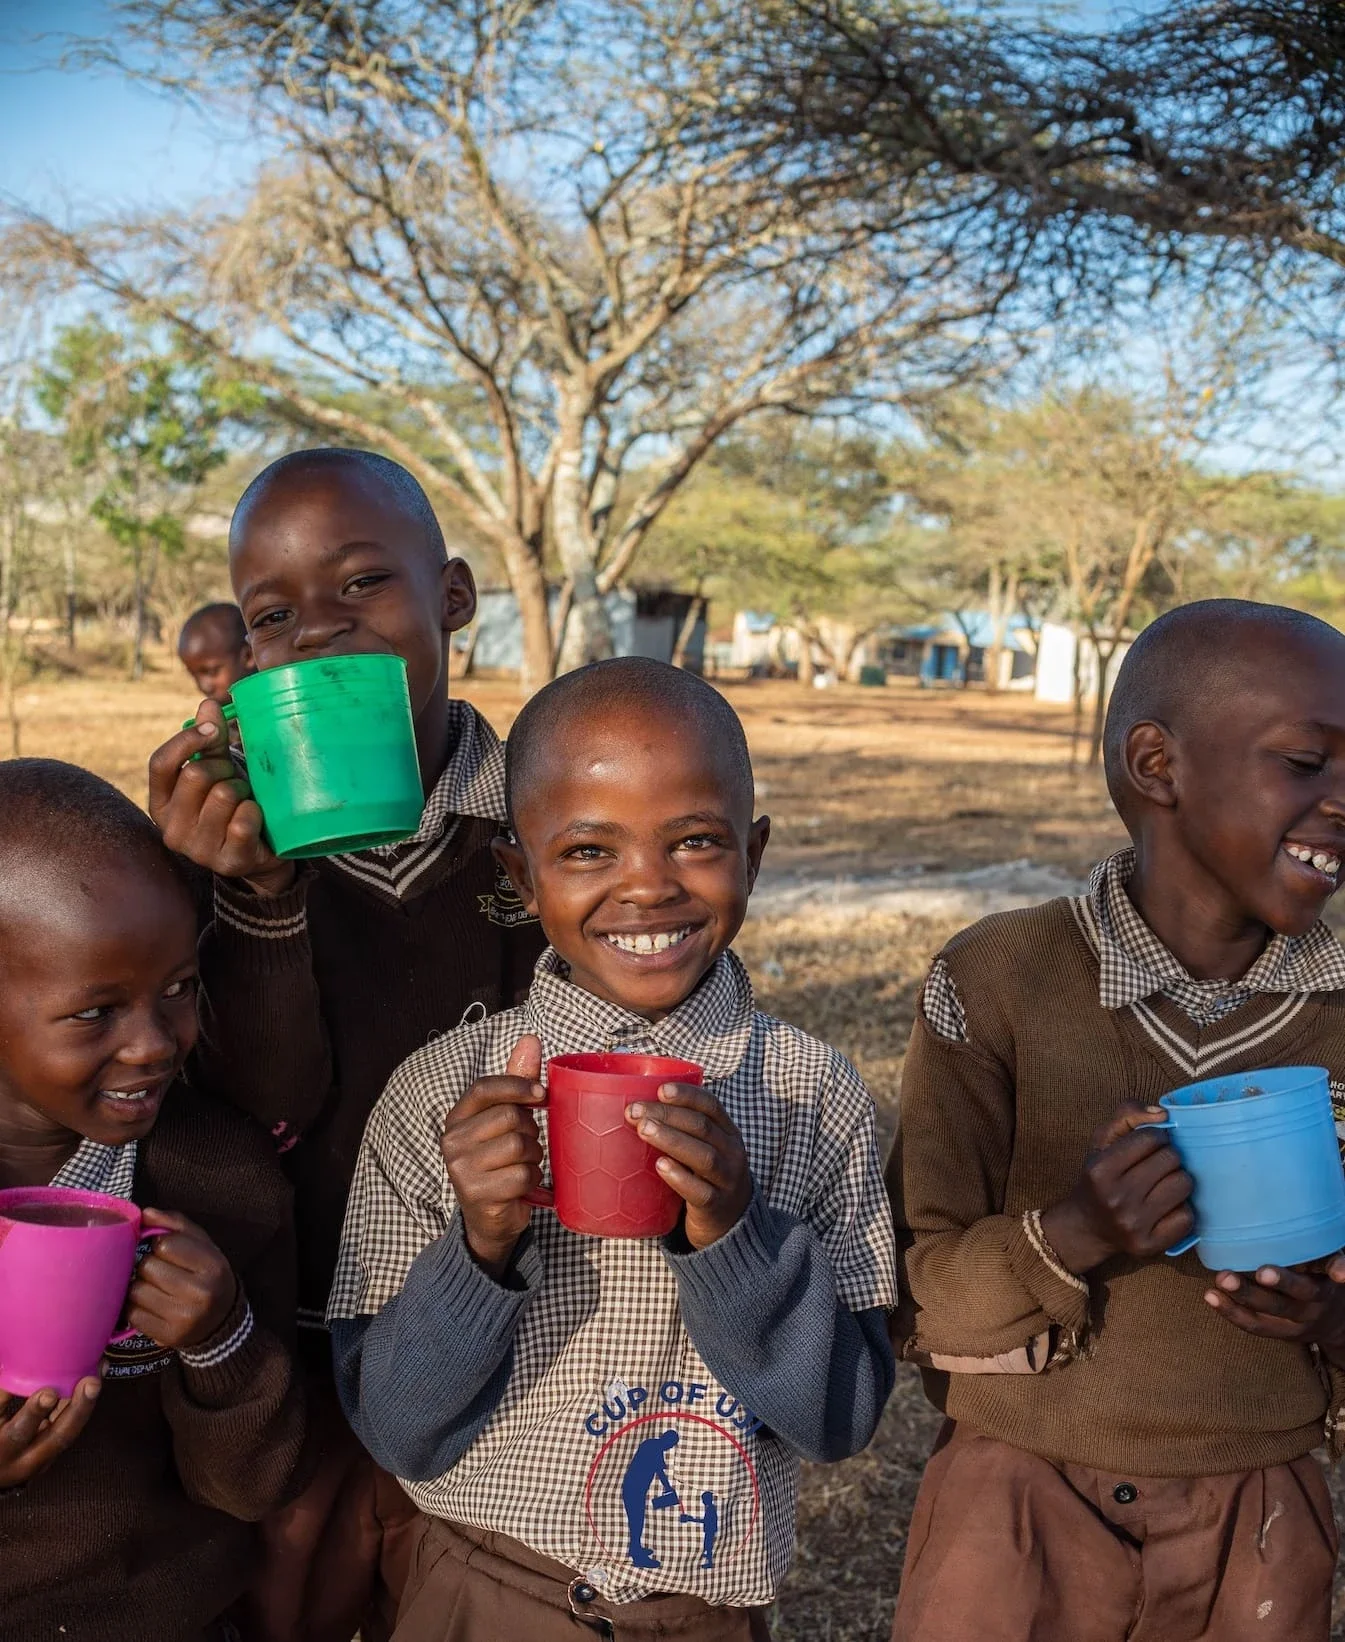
left=187, top=653, right=424, bottom=859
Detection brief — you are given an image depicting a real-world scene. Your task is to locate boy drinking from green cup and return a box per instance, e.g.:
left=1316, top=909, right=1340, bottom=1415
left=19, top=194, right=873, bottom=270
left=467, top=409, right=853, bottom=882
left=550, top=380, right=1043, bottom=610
left=146, top=448, right=545, bottom=1641
left=889, top=600, right=1345, bottom=1642
left=0, top=759, right=304, bottom=1642
left=328, top=658, right=898, bottom=1641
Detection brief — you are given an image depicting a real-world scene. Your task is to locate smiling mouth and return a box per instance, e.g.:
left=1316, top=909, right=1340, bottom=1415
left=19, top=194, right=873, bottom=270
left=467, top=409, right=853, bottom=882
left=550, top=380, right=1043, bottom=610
left=602, top=926, right=696, bottom=956
left=96, top=1078, right=170, bottom=1114
left=1284, top=843, right=1341, bottom=886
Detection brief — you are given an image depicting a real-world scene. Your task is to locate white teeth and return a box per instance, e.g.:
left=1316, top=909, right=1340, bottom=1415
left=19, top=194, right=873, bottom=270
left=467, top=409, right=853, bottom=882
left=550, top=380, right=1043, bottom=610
left=101, top=1088, right=149, bottom=1103
left=1286, top=845, right=1339, bottom=877
left=605, top=928, right=690, bottom=955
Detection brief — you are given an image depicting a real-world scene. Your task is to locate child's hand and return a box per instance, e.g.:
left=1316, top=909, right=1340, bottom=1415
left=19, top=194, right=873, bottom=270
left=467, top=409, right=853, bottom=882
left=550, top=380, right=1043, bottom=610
left=0, top=1379, right=101, bottom=1489
left=147, top=707, right=296, bottom=896
left=1205, top=1256, right=1345, bottom=1354
left=126, top=1210, right=240, bottom=1351
left=627, top=1084, right=752, bottom=1250
left=440, top=1035, right=545, bottom=1279
left=1039, top=1101, right=1194, bottom=1276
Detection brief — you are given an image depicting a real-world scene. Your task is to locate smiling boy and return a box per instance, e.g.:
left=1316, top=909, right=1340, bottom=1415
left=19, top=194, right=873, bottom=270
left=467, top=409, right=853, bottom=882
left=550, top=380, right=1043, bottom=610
left=328, top=658, right=897, bottom=1641
left=890, top=600, right=1345, bottom=1642
left=146, top=448, right=544, bottom=1640
left=0, top=759, right=303, bottom=1642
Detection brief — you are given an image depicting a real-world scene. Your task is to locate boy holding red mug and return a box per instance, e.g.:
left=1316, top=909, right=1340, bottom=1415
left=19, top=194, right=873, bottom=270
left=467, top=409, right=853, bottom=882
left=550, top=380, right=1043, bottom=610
left=328, top=658, right=898, bottom=1640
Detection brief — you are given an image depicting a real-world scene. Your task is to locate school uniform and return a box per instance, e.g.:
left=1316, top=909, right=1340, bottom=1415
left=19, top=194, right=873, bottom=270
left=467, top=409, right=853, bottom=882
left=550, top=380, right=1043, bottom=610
left=0, top=1084, right=305, bottom=1642
left=328, top=947, right=899, bottom=1639
left=889, top=848, right=1345, bottom=1642
left=193, top=699, right=545, bottom=1642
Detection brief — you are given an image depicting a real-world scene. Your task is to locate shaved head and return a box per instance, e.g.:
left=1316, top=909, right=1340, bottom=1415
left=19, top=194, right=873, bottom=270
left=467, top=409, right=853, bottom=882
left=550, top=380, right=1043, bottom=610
left=0, top=760, right=186, bottom=928
left=231, top=448, right=447, bottom=566
left=178, top=602, right=247, bottom=655
left=505, top=658, right=753, bottom=833
left=1103, top=600, right=1345, bottom=814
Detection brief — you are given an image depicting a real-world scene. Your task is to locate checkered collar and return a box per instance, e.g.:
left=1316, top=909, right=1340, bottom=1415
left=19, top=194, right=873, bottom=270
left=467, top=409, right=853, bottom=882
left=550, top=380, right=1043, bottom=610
left=524, top=947, right=756, bottom=1082
left=50, top=1135, right=138, bottom=1199
left=1085, top=847, right=1345, bottom=1012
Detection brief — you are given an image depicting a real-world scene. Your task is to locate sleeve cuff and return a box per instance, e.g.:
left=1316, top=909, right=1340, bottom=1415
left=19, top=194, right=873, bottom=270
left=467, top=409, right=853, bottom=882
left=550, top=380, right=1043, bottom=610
left=213, top=873, right=314, bottom=969
left=177, top=1289, right=271, bottom=1402
left=1005, top=1209, right=1091, bottom=1348
left=661, top=1190, right=787, bottom=1304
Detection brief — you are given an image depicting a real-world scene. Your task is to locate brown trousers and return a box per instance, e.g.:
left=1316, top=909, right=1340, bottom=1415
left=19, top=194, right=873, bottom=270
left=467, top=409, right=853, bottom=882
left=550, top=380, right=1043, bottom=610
left=393, top=1515, right=774, bottom=1642
left=238, top=1376, right=422, bottom=1642
left=892, top=1422, right=1338, bottom=1642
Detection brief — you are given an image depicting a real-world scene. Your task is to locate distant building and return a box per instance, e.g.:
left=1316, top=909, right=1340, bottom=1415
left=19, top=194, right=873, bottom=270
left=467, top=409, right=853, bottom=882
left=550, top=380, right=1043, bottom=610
left=880, top=612, right=1037, bottom=689
left=1032, top=620, right=1133, bottom=707
left=460, top=585, right=706, bottom=677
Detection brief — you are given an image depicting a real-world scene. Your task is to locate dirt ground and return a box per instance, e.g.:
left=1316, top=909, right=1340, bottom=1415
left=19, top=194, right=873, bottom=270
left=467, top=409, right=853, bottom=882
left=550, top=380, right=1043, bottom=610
left=9, top=657, right=1345, bottom=1638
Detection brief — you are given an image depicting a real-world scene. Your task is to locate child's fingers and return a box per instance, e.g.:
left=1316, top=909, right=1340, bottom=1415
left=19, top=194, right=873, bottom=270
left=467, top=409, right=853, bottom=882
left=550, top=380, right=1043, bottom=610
left=0, top=1390, right=61, bottom=1453
left=147, top=716, right=227, bottom=810
left=1250, top=1265, right=1323, bottom=1303
left=1208, top=1271, right=1317, bottom=1324
left=465, top=1129, right=544, bottom=1178
left=655, top=1083, right=729, bottom=1120
left=505, top=1034, right=544, bottom=1082
left=1204, top=1286, right=1307, bottom=1339
left=653, top=1155, right=718, bottom=1208
left=0, top=1381, right=99, bottom=1479
left=449, top=1076, right=545, bottom=1125
left=1090, top=1102, right=1167, bottom=1152
left=637, top=1117, right=731, bottom=1185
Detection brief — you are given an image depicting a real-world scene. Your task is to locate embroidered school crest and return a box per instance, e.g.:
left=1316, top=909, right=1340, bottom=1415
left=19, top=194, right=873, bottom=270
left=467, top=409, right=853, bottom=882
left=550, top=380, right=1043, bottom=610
left=478, top=862, right=537, bottom=929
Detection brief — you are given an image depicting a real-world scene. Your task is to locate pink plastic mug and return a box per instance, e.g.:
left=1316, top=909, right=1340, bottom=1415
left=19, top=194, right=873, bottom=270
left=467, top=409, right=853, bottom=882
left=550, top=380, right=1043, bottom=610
left=526, top=1053, right=703, bottom=1238
left=0, top=1187, right=169, bottom=1398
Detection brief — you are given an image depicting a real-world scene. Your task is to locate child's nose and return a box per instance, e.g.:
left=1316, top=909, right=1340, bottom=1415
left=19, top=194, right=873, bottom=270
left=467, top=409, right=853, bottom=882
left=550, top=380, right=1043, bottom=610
left=292, top=606, right=357, bottom=654
left=116, top=1011, right=182, bottom=1068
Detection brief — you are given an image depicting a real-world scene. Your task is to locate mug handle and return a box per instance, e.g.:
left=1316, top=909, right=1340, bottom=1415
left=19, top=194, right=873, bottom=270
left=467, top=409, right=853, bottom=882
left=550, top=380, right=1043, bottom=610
left=1135, top=1120, right=1199, bottom=1257
left=182, top=705, right=240, bottom=762
left=108, top=1225, right=173, bottom=1346
left=523, top=1088, right=553, bottom=1210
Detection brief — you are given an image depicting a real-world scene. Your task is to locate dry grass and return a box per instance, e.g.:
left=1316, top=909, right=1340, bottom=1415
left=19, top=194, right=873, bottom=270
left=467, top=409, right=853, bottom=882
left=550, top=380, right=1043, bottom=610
left=8, top=650, right=1345, bottom=1639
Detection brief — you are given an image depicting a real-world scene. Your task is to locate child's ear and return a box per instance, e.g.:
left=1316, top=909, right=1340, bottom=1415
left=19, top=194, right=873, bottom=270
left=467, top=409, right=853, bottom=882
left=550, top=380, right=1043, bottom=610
left=492, top=834, right=539, bottom=915
left=1124, top=722, right=1178, bottom=810
left=745, top=815, right=771, bottom=891
left=441, top=558, right=478, bottom=635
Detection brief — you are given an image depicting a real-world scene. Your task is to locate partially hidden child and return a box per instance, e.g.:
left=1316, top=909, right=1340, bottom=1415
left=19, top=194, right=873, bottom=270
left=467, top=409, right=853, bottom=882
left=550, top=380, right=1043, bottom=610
left=146, top=449, right=547, bottom=1640
left=178, top=602, right=254, bottom=704
left=889, top=599, right=1345, bottom=1642
left=0, top=759, right=305, bottom=1642
left=328, top=657, right=899, bottom=1640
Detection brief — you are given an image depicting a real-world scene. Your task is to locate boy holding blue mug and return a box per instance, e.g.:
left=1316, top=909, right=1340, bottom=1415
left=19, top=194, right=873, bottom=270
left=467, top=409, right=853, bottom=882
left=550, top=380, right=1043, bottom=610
left=890, top=600, right=1345, bottom=1642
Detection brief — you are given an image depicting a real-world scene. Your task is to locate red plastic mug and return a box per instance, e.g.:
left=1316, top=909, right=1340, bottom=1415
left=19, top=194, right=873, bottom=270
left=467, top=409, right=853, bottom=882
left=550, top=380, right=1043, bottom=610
left=526, top=1053, right=703, bottom=1238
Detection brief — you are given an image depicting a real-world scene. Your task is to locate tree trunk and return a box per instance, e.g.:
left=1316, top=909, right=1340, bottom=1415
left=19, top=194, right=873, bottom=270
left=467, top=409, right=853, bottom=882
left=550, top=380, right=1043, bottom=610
left=64, top=534, right=77, bottom=651
left=1087, top=641, right=1117, bottom=769
left=671, top=595, right=705, bottom=670
left=552, top=409, right=615, bottom=672
left=1, top=510, right=19, bottom=756
left=132, top=541, right=146, bottom=681
left=985, top=560, right=1005, bottom=694
left=1069, top=628, right=1084, bottom=769
left=512, top=553, right=553, bottom=698
left=796, top=628, right=816, bottom=687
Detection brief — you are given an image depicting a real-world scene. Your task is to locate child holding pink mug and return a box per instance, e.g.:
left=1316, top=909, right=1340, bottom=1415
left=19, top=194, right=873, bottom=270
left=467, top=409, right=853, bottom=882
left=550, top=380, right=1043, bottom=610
left=330, top=659, right=898, bottom=1641
left=0, top=760, right=305, bottom=1642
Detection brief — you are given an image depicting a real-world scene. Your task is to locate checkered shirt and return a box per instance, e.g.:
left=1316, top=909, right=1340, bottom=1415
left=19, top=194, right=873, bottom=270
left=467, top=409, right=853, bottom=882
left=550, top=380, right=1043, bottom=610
left=328, top=947, right=897, bottom=1607
left=51, top=1136, right=138, bottom=1197
left=922, top=847, right=1345, bottom=1043
left=325, top=699, right=508, bottom=904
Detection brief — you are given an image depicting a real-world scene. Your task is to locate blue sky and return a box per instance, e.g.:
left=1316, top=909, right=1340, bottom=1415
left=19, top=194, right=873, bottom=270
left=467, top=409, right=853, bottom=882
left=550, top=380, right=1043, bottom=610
left=0, top=0, right=1333, bottom=480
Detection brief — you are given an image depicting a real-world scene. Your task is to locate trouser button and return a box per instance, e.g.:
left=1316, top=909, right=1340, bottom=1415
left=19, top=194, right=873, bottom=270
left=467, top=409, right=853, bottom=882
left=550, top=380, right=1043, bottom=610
left=1113, top=1482, right=1138, bottom=1504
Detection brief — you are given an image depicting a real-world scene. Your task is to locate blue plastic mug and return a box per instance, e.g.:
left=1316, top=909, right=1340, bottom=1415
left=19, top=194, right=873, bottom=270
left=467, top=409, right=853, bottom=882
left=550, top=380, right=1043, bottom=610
left=1141, top=1066, right=1345, bottom=1271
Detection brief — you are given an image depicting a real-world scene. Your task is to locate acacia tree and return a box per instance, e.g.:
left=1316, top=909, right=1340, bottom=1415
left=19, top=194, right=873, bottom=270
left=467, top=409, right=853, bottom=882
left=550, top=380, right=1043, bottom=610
left=34, top=322, right=247, bottom=679
left=7, top=0, right=1047, bottom=688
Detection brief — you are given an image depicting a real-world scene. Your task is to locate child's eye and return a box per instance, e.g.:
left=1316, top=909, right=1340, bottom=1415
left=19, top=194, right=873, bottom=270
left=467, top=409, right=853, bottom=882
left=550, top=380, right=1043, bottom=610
left=164, top=977, right=198, bottom=1002
left=677, top=833, right=727, bottom=852
left=250, top=607, right=291, bottom=631
left=1284, top=754, right=1326, bottom=775
left=69, top=1005, right=112, bottom=1024
left=562, top=845, right=609, bottom=862
left=344, top=573, right=391, bottom=595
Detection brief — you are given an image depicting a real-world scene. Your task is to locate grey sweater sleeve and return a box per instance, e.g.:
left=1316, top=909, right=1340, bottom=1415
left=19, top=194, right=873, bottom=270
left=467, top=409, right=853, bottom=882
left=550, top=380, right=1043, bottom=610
left=331, top=1216, right=540, bottom=1481
left=664, top=1191, right=895, bottom=1463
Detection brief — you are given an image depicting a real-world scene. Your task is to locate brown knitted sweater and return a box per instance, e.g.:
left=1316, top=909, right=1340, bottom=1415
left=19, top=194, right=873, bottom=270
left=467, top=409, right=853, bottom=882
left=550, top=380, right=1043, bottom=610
left=195, top=819, right=544, bottom=1333
left=889, top=896, right=1345, bottom=1477
left=0, top=1083, right=305, bottom=1642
